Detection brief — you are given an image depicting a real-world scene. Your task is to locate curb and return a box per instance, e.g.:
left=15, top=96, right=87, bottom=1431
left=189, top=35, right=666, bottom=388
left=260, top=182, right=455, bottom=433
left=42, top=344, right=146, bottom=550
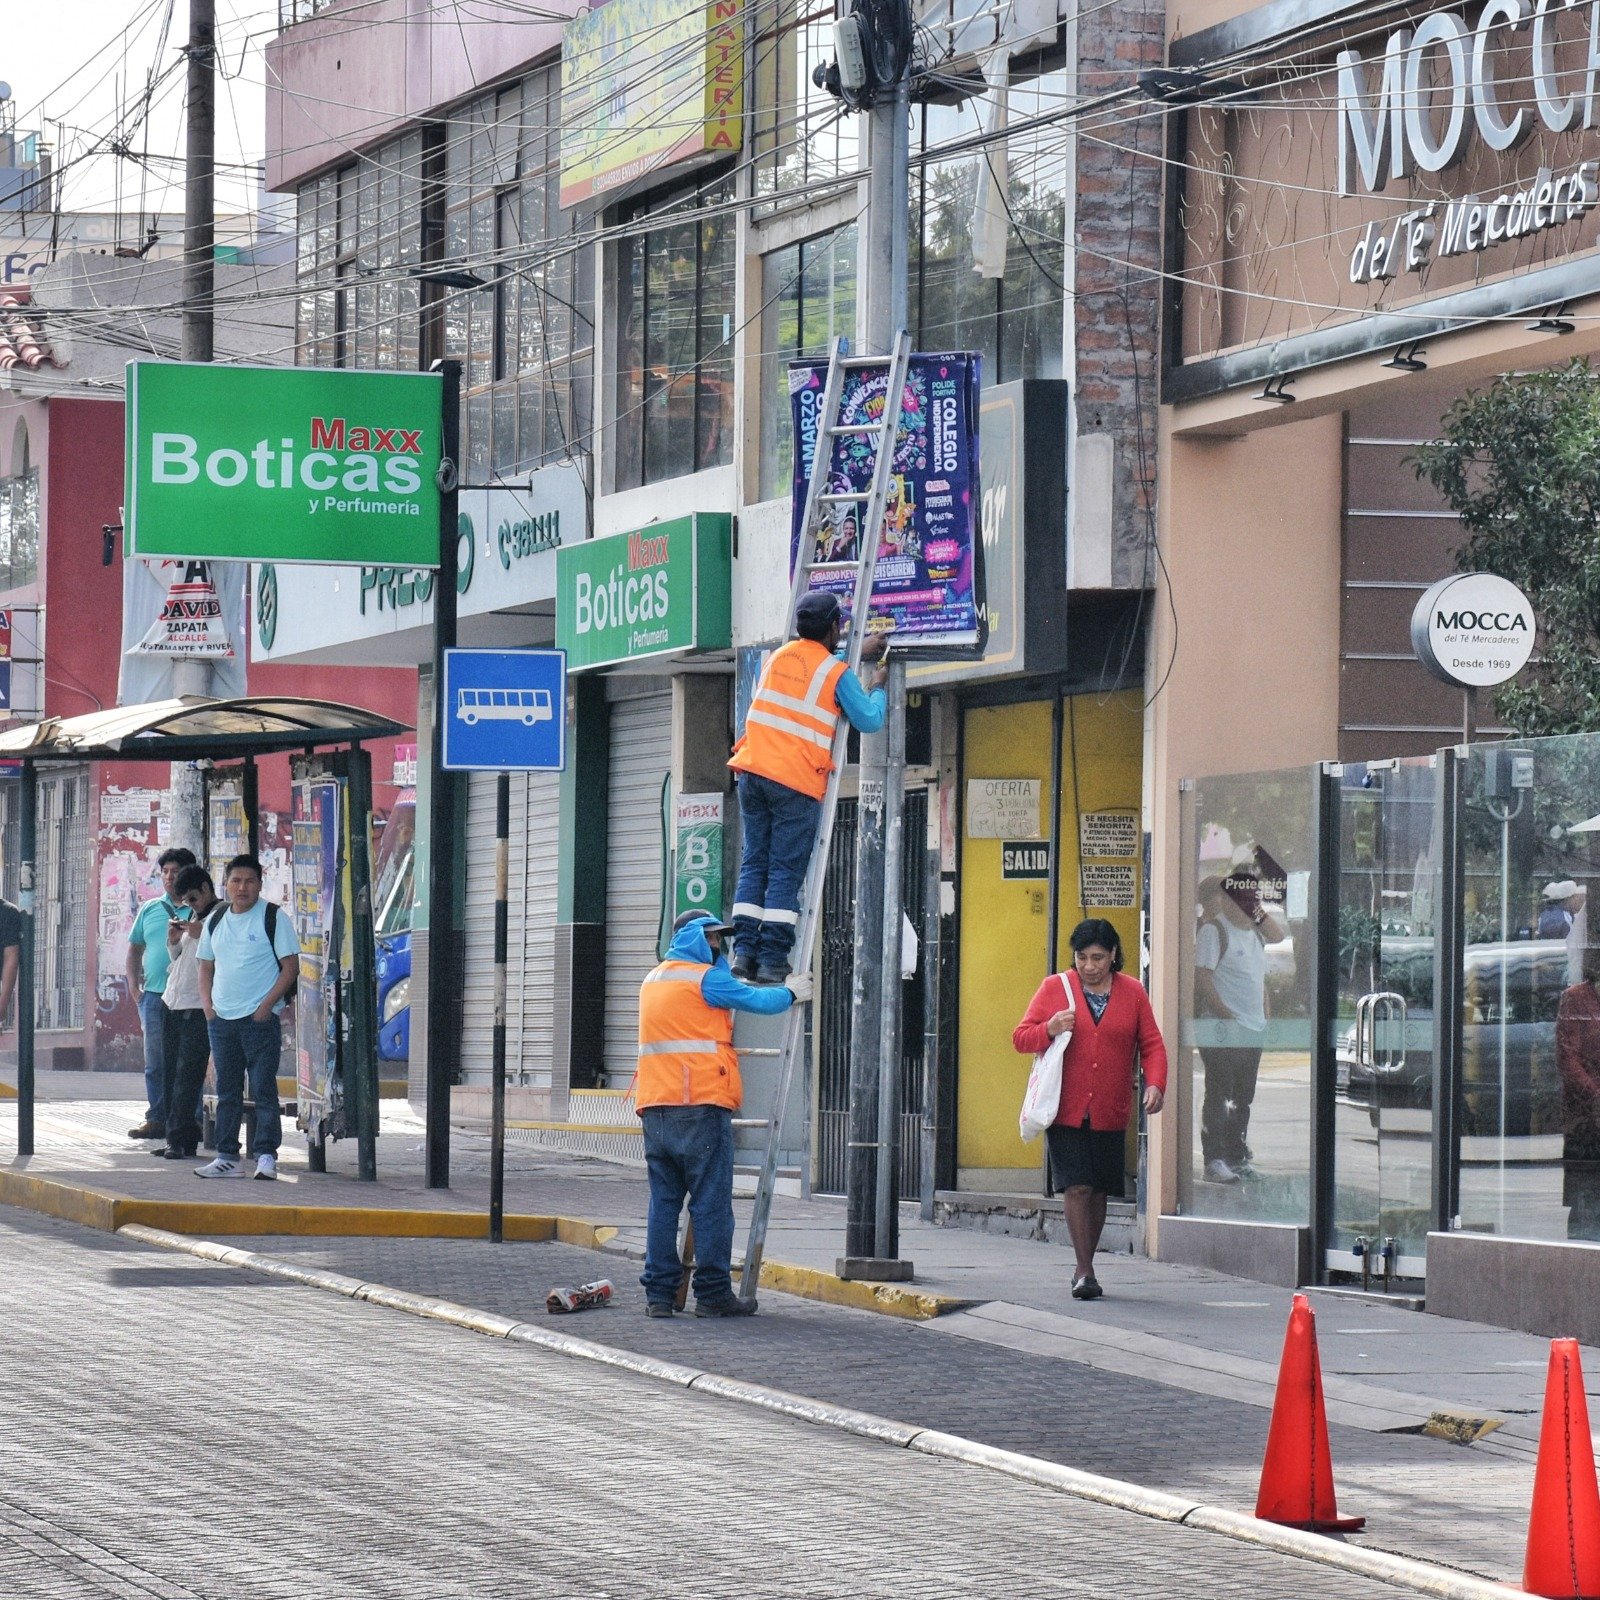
left=118, top=1224, right=1520, bottom=1600
left=598, top=1234, right=966, bottom=1320
left=0, top=1170, right=617, bottom=1247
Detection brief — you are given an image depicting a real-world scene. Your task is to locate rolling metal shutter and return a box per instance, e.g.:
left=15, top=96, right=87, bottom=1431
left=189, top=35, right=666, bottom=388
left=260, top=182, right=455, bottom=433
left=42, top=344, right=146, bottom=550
left=460, top=769, right=562, bottom=1087
left=603, top=683, right=673, bottom=1085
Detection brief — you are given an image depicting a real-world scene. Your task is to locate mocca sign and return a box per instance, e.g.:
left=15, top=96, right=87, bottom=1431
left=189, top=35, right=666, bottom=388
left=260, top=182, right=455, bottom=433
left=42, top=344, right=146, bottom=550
left=1410, top=572, right=1537, bottom=689
left=1338, top=0, right=1600, bottom=197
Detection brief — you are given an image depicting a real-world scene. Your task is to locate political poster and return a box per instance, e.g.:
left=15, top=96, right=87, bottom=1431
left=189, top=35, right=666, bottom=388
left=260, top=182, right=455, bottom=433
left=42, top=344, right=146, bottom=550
left=788, top=352, right=983, bottom=648
left=118, top=558, right=247, bottom=704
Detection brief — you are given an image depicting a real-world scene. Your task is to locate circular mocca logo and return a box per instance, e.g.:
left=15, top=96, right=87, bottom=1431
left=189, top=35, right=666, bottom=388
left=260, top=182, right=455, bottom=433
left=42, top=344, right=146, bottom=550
left=256, top=565, right=279, bottom=651
left=1410, top=572, right=1535, bottom=689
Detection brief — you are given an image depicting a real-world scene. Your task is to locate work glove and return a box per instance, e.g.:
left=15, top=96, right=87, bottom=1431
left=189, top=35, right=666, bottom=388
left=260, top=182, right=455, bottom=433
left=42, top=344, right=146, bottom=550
left=785, top=973, right=815, bottom=1005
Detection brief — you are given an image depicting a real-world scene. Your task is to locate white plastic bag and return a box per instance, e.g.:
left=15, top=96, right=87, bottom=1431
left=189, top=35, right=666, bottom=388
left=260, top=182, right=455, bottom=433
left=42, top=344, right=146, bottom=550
left=1019, top=1030, right=1069, bottom=1142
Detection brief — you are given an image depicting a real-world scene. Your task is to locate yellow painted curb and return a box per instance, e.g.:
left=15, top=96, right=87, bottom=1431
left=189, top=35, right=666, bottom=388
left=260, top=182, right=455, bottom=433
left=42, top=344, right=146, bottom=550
left=745, top=1258, right=966, bottom=1320
left=0, top=1169, right=617, bottom=1246
left=0, top=1081, right=15, bottom=1099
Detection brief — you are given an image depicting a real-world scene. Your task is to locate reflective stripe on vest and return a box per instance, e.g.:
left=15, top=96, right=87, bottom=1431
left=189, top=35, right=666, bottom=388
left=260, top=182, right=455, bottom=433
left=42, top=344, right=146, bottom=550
left=728, top=640, right=845, bottom=800
left=635, top=959, right=740, bottom=1111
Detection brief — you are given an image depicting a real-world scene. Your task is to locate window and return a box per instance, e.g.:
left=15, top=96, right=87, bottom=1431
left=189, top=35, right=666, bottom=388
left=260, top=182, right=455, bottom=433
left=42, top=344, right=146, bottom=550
left=751, top=0, right=860, bottom=203
left=293, top=64, right=594, bottom=482
left=759, top=223, right=857, bottom=501
left=910, top=65, right=1067, bottom=382
left=613, top=182, right=736, bottom=491
left=0, top=419, right=39, bottom=593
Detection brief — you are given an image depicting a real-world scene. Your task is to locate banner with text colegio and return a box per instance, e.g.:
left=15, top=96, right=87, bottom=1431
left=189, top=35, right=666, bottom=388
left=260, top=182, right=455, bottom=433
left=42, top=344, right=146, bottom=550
left=124, top=362, right=443, bottom=566
left=556, top=513, right=731, bottom=671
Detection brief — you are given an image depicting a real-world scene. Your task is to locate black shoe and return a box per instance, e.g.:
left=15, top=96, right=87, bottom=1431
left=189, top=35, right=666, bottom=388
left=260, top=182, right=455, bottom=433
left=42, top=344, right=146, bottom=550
left=730, top=954, right=756, bottom=981
left=695, top=1296, right=758, bottom=1318
left=162, top=1146, right=197, bottom=1160
left=646, top=1302, right=675, bottom=1319
left=151, top=1147, right=177, bottom=1159
left=1071, top=1274, right=1103, bottom=1301
left=754, top=966, right=790, bottom=986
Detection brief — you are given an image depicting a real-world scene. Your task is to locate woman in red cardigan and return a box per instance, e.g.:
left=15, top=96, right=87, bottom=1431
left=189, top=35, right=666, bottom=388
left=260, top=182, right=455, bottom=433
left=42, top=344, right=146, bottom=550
left=1013, top=918, right=1168, bottom=1301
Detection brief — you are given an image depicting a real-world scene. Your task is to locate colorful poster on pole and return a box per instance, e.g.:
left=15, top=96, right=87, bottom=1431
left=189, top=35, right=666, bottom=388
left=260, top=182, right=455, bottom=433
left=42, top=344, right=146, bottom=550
left=788, top=352, right=983, bottom=648
left=291, top=771, right=342, bottom=1121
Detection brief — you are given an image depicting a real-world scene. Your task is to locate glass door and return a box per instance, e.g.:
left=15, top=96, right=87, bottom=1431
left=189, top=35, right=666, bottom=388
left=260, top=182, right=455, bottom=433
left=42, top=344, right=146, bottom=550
left=1328, top=757, right=1437, bottom=1285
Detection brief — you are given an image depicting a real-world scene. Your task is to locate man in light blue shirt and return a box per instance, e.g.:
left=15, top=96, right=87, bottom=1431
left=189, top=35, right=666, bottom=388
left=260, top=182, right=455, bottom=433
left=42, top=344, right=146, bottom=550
left=194, top=854, right=300, bottom=1181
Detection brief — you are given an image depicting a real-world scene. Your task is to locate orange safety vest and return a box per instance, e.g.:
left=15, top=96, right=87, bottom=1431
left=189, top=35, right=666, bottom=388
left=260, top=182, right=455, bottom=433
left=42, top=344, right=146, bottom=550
left=634, top=959, right=741, bottom=1112
left=728, top=637, right=846, bottom=801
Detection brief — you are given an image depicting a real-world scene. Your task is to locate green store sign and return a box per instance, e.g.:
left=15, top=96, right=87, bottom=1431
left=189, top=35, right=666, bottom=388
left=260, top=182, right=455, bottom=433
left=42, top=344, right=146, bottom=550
left=125, top=361, right=442, bottom=567
left=556, top=513, right=731, bottom=671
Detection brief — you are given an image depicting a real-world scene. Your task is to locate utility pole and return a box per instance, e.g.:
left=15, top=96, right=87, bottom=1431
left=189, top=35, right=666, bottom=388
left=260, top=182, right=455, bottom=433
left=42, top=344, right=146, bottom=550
left=170, top=0, right=216, bottom=856
left=841, top=31, right=913, bottom=1279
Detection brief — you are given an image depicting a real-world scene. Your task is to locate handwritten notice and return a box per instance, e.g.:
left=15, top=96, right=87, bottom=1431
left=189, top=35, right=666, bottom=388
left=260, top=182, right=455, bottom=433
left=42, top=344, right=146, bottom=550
left=966, top=777, right=1041, bottom=839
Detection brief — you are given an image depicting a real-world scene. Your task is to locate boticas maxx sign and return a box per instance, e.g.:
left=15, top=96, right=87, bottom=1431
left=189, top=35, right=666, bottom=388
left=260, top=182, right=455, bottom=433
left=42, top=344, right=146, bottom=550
left=125, top=362, right=442, bottom=567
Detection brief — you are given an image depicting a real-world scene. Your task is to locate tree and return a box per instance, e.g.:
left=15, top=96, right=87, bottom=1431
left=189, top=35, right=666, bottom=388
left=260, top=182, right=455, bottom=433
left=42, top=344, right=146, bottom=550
left=1411, top=359, right=1600, bottom=735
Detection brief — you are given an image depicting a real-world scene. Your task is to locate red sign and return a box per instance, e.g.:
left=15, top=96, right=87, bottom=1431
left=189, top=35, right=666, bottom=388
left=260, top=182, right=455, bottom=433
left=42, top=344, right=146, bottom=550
left=0, top=609, right=13, bottom=660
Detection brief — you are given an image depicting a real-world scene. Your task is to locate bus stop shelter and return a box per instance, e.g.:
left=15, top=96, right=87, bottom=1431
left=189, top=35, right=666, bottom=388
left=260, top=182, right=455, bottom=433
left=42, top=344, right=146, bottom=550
left=0, top=696, right=409, bottom=1177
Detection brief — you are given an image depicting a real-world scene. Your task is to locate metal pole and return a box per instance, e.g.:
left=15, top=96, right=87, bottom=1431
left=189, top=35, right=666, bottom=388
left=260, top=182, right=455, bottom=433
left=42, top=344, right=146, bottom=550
left=166, top=0, right=217, bottom=862
left=347, top=746, right=379, bottom=1182
left=842, top=24, right=913, bottom=1276
left=425, top=357, right=462, bottom=1188
left=182, top=0, right=214, bottom=367
left=874, top=660, right=906, bottom=1256
left=489, top=771, right=510, bottom=1243
left=1462, top=687, right=1476, bottom=747
left=243, top=756, right=259, bottom=861
left=16, top=761, right=35, bottom=1156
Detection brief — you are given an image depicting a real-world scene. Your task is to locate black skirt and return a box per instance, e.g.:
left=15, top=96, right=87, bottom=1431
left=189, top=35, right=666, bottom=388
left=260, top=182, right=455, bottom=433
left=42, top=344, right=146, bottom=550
left=1046, top=1118, right=1126, bottom=1198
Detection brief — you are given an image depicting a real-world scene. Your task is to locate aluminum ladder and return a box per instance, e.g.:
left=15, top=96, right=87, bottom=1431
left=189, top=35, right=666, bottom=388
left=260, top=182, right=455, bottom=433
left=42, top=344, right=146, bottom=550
left=734, top=329, right=912, bottom=1306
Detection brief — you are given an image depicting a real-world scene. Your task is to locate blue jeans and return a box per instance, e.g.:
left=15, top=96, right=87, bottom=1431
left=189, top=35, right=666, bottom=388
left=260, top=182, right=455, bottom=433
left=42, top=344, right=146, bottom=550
left=208, top=1015, right=282, bottom=1159
left=640, top=1105, right=736, bottom=1306
left=138, top=990, right=167, bottom=1123
left=732, top=772, right=821, bottom=971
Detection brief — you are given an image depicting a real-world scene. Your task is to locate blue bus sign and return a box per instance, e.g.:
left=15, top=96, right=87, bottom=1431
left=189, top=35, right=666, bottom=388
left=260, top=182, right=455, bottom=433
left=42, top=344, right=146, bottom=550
left=441, top=648, right=566, bottom=772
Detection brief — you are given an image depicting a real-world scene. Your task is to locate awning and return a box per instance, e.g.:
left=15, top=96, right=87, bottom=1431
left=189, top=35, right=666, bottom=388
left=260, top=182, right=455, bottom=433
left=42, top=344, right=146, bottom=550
left=0, top=695, right=409, bottom=762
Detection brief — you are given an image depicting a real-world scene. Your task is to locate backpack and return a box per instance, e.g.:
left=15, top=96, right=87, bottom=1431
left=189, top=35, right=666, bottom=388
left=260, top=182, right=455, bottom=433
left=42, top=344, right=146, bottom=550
left=208, top=901, right=298, bottom=997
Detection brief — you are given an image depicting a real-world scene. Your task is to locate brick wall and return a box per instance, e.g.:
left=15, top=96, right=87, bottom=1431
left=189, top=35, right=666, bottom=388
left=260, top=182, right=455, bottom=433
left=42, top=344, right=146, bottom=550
left=1075, top=0, right=1165, bottom=589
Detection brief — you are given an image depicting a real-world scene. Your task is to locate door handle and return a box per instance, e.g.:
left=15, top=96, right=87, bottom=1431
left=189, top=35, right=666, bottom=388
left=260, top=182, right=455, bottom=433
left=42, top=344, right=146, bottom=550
left=1371, top=991, right=1407, bottom=1074
left=1354, top=993, right=1374, bottom=1070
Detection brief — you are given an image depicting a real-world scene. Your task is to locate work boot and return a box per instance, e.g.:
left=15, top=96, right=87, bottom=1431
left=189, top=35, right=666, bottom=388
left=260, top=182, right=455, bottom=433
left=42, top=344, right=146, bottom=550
left=754, top=965, right=790, bottom=986
left=695, top=1296, right=758, bottom=1318
left=730, top=952, right=757, bottom=981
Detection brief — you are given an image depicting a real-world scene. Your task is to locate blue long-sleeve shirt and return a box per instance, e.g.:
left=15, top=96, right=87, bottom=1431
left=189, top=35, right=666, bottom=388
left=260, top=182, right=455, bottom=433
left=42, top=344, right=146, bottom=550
left=834, top=653, right=886, bottom=734
left=702, top=962, right=794, bottom=1015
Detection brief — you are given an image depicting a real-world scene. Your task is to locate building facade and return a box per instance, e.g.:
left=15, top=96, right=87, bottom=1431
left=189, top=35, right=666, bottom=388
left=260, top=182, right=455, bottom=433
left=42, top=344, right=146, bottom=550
left=1148, top=0, right=1600, bottom=1338
left=262, top=0, right=1165, bottom=1195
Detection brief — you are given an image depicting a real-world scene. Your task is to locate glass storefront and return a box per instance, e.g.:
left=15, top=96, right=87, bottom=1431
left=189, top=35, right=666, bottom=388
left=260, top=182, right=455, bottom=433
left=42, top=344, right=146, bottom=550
left=1177, top=767, right=1317, bottom=1227
left=1174, top=732, right=1600, bottom=1280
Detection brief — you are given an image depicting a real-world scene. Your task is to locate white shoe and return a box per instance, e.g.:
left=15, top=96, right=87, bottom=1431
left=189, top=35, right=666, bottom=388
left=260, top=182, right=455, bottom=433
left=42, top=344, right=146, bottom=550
left=195, top=1157, right=245, bottom=1179
left=253, top=1154, right=277, bottom=1181
left=1204, top=1158, right=1240, bottom=1184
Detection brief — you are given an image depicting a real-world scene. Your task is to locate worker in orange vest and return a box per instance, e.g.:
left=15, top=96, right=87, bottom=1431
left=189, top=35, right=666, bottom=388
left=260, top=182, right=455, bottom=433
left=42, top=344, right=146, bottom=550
left=636, top=909, right=813, bottom=1318
left=728, top=591, right=889, bottom=983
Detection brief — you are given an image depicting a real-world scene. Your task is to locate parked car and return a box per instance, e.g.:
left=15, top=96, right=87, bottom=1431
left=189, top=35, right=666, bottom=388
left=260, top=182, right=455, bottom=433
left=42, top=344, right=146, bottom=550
left=1338, top=938, right=1569, bottom=1138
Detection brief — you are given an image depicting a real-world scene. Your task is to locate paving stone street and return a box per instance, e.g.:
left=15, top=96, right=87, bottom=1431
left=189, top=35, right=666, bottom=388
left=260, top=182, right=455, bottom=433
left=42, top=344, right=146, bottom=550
left=0, top=1207, right=1444, bottom=1600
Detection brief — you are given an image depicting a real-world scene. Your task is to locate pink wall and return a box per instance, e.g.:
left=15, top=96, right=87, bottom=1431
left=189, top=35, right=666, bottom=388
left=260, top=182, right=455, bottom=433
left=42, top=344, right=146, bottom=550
left=265, top=0, right=577, bottom=191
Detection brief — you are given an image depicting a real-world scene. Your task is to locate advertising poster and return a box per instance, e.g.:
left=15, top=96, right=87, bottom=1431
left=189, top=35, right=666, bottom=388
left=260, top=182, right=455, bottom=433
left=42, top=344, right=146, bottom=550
left=674, top=793, right=724, bottom=919
left=291, top=772, right=342, bottom=1121
left=788, top=352, right=983, bottom=647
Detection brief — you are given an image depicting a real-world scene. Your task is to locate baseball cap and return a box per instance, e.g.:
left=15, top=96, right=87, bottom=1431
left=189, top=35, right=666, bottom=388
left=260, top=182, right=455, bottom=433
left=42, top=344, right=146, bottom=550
left=673, top=909, right=735, bottom=936
left=795, top=591, right=842, bottom=629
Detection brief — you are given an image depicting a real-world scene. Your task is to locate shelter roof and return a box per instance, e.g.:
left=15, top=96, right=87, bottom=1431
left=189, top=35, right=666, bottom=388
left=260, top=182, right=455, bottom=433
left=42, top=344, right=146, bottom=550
left=0, top=696, right=408, bottom=762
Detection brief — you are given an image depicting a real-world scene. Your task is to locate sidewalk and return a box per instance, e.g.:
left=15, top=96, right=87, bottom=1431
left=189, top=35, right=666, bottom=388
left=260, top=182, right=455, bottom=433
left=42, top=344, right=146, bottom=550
left=0, top=1079, right=1580, bottom=1588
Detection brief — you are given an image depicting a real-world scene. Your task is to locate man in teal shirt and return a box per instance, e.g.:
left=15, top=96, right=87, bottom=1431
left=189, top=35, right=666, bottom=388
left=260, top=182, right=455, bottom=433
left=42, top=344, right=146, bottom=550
left=124, top=847, right=197, bottom=1140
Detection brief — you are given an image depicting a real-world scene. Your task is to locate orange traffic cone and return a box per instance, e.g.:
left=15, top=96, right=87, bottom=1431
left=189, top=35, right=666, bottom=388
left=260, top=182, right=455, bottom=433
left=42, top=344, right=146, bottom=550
left=1524, top=1339, right=1600, bottom=1599
left=1255, top=1292, right=1366, bottom=1532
